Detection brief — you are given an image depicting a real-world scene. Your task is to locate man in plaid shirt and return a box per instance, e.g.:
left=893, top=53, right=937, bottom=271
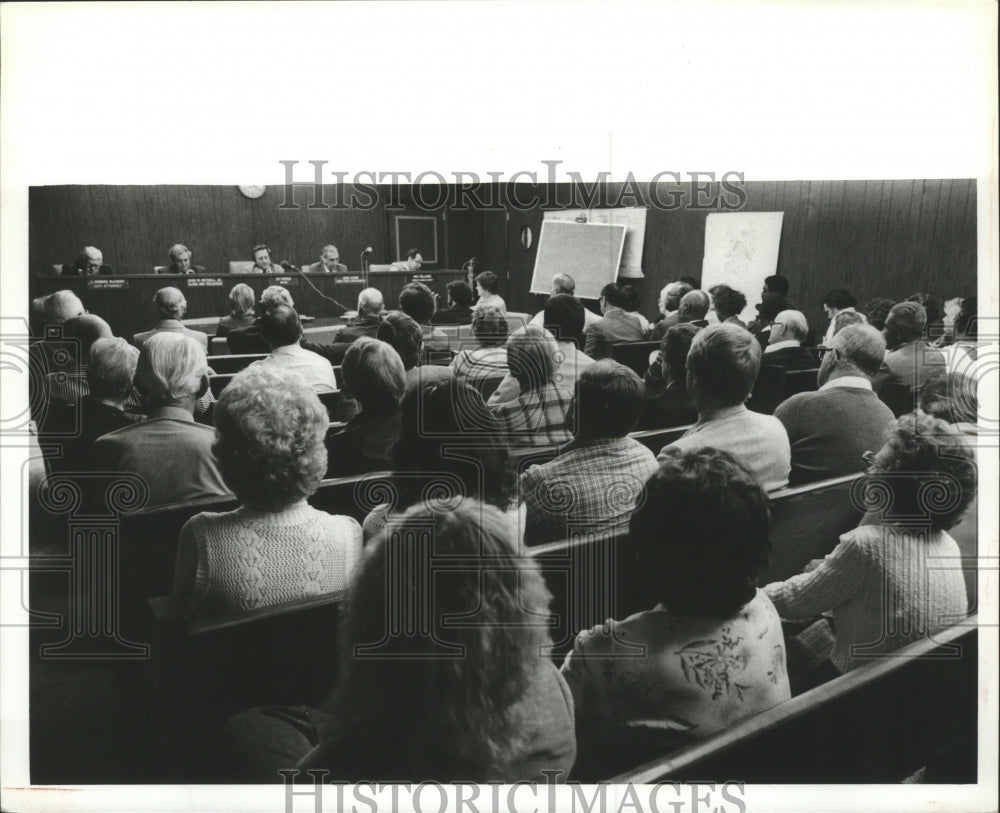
left=491, top=326, right=574, bottom=447
left=519, top=359, right=658, bottom=546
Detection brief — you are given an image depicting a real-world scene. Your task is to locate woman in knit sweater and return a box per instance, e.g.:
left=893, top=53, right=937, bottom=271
left=765, top=412, right=976, bottom=675
left=173, top=366, right=362, bottom=618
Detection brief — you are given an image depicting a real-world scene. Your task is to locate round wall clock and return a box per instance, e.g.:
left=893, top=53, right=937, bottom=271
left=238, top=185, right=266, bottom=199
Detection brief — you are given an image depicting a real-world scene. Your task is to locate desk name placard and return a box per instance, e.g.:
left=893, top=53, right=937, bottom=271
left=334, top=275, right=365, bottom=284
left=86, top=278, right=129, bottom=290
left=272, top=276, right=298, bottom=287
left=410, top=274, right=434, bottom=283
left=185, top=277, right=224, bottom=288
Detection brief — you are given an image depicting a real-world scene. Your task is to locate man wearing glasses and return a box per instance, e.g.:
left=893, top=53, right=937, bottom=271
left=762, top=310, right=817, bottom=371
left=62, top=246, right=112, bottom=276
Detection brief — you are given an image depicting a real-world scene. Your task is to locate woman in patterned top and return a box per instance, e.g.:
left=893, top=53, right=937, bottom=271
left=451, top=304, right=509, bottom=394
left=172, top=365, right=362, bottom=618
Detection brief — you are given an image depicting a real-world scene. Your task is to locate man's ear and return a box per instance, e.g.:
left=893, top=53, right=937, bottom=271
left=196, top=374, right=210, bottom=400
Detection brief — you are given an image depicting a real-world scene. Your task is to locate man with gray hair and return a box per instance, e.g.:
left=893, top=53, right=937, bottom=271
left=872, top=301, right=945, bottom=395
left=225, top=285, right=295, bottom=354
left=92, top=333, right=229, bottom=508
left=762, top=309, right=816, bottom=371
left=303, top=287, right=386, bottom=365
left=529, top=272, right=601, bottom=329
left=775, top=324, right=896, bottom=486
left=133, top=287, right=209, bottom=351
left=165, top=243, right=205, bottom=275
left=307, top=245, right=348, bottom=274
left=650, top=281, right=695, bottom=340
left=659, top=323, right=791, bottom=491
left=62, top=246, right=112, bottom=276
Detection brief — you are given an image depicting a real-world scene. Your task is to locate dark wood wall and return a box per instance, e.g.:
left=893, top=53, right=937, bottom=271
left=31, top=180, right=976, bottom=335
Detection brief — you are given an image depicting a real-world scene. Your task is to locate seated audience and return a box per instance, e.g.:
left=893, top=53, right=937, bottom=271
left=747, top=292, right=786, bottom=348
left=710, top=284, right=748, bottom=328
left=172, top=366, right=361, bottom=618
left=872, top=301, right=946, bottom=395
left=164, top=243, right=205, bottom=274
left=42, top=289, right=85, bottom=328
left=659, top=323, right=791, bottom=491
left=761, top=273, right=791, bottom=304
left=215, top=284, right=256, bottom=337
left=765, top=412, right=974, bottom=675
left=62, top=246, right=112, bottom=276
left=451, top=305, right=509, bottom=392
left=45, top=313, right=114, bottom=407
left=832, top=309, right=867, bottom=335
left=520, top=360, right=657, bottom=545
left=92, top=333, right=230, bottom=508
left=473, top=270, right=507, bottom=314
left=638, top=322, right=701, bottom=429
left=649, top=280, right=694, bottom=340
left=491, top=326, right=573, bottom=446
left=228, top=501, right=575, bottom=782
left=251, top=305, right=338, bottom=393
left=942, top=296, right=978, bottom=374
left=774, top=324, right=895, bottom=486
left=584, top=282, right=647, bottom=359
left=134, top=287, right=209, bottom=351
left=672, top=289, right=711, bottom=329
left=907, top=292, right=942, bottom=339
left=300, top=287, right=386, bottom=365
left=79, top=338, right=144, bottom=444
left=489, top=294, right=594, bottom=406
left=562, top=448, right=790, bottom=760
left=250, top=244, right=279, bottom=274
left=227, top=284, right=295, bottom=354
left=529, top=273, right=601, bottom=329
left=762, top=309, right=817, bottom=370
left=940, top=296, right=964, bottom=344
left=622, top=284, right=651, bottom=333
left=362, top=380, right=519, bottom=542
left=862, top=297, right=896, bottom=332
left=821, top=288, right=858, bottom=346
left=398, top=281, right=450, bottom=358
left=307, top=244, right=348, bottom=274
left=376, top=311, right=453, bottom=397
left=432, top=280, right=475, bottom=325
left=919, top=371, right=979, bottom=433
left=325, top=338, right=405, bottom=476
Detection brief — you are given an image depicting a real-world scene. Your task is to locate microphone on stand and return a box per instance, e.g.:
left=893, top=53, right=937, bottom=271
left=361, top=247, right=373, bottom=285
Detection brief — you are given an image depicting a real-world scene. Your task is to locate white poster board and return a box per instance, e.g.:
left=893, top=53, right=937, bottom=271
left=530, top=221, right=628, bottom=300
left=543, top=206, right=647, bottom=278
left=702, top=212, right=784, bottom=322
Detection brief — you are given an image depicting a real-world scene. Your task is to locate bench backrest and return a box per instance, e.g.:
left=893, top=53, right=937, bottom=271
left=205, top=353, right=266, bottom=374
left=610, top=341, right=660, bottom=377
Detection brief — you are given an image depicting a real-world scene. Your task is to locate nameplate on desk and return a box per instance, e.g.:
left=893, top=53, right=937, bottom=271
left=410, top=274, right=434, bottom=283
left=86, top=278, right=128, bottom=290
left=335, top=275, right=364, bottom=284
left=185, top=277, right=224, bottom=288
left=272, top=276, right=298, bottom=286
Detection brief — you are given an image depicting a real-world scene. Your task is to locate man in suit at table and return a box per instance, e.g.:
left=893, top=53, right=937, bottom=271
left=133, top=287, right=208, bottom=352
left=62, top=246, right=113, bottom=276
left=762, top=310, right=817, bottom=371
left=164, top=243, right=206, bottom=275
left=306, top=245, right=349, bottom=274
left=584, top=282, right=647, bottom=360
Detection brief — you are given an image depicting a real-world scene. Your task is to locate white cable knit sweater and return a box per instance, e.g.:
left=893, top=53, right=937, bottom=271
left=764, top=524, right=968, bottom=673
left=174, top=501, right=362, bottom=618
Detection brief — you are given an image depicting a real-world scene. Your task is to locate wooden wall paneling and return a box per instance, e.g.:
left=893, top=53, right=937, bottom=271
left=957, top=181, right=978, bottom=298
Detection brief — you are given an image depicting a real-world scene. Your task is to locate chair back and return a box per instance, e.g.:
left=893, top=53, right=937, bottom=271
left=610, top=341, right=660, bottom=377
left=749, top=364, right=786, bottom=414
left=317, top=390, right=359, bottom=423
left=629, top=424, right=695, bottom=455
left=208, top=373, right=235, bottom=398
left=784, top=367, right=820, bottom=398
left=208, top=336, right=229, bottom=355
left=153, top=265, right=168, bottom=274
left=205, top=354, right=267, bottom=375
left=227, top=261, right=254, bottom=274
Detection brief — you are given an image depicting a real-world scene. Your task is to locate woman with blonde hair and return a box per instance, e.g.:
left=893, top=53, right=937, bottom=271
left=216, top=283, right=256, bottom=337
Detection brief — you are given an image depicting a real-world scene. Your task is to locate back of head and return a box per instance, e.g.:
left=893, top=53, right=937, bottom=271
left=87, top=337, right=139, bottom=401
left=260, top=284, right=293, bottom=311
left=662, top=281, right=693, bottom=314
left=475, top=270, right=499, bottom=294
left=907, top=292, right=941, bottom=327
left=213, top=366, right=329, bottom=510
left=764, top=274, right=790, bottom=298
left=774, top=309, right=808, bottom=342
left=446, top=280, right=473, bottom=307
left=678, top=289, right=710, bottom=321
left=832, top=309, right=866, bottom=335
left=154, top=286, right=186, bottom=320
left=377, top=311, right=423, bottom=370
left=686, top=323, right=761, bottom=405
left=506, top=326, right=557, bottom=390
left=551, top=273, right=576, bottom=295
left=863, top=297, right=896, bottom=332
left=661, top=322, right=702, bottom=383
left=885, top=301, right=926, bottom=345
left=574, top=359, right=646, bottom=440
left=331, top=499, right=549, bottom=780
left=398, top=282, right=436, bottom=324
left=822, top=288, right=856, bottom=311
left=63, top=313, right=112, bottom=360
left=135, top=332, right=207, bottom=405
left=542, top=293, right=585, bottom=345
left=757, top=293, right=786, bottom=324
left=229, top=283, right=255, bottom=316
left=342, top=338, right=405, bottom=410
left=600, top=282, right=628, bottom=309
left=830, top=324, right=886, bottom=378
left=919, top=372, right=978, bottom=426
left=260, top=305, right=303, bottom=348
left=471, top=305, right=508, bottom=348
left=711, top=285, right=747, bottom=321
left=621, top=284, right=642, bottom=313
left=631, top=448, right=770, bottom=617
left=357, top=287, right=384, bottom=316
left=43, top=290, right=85, bottom=326
left=955, top=297, right=977, bottom=339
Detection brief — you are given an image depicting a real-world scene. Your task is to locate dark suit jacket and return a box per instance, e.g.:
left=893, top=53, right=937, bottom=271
left=761, top=345, right=817, bottom=371
left=873, top=340, right=947, bottom=394
left=165, top=263, right=207, bottom=274
left=307, top=261, right=349, bottom=274
left=325, top=407, right=402, bottom=477
left=432, top=305, right=474, bottom=326
left=62, top=262, right=114, bottom=276
left=301, top=314, right=385, bottom=366
left=226, top=321, right=269, bottom=354
left=584, top=309, right=647, bottom=360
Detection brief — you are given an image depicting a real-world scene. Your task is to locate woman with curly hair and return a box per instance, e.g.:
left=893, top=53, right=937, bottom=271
left=709, top=284, right=748, bottom=328
left=451, top=304, right=510, bottom=392
left=172, top=365, right=362, bottom=618
left=765, top=412, right=975, bottom=676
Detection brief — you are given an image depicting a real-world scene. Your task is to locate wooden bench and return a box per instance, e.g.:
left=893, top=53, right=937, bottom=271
left=609, top=618, right=978, bottom=783
left=629, top=424, right=695, bottom=455
left=610, top=341, right=660, bottom=377
left=783, top=367, right=820, bottom=398
left=206, top=353, right=267, bottom=374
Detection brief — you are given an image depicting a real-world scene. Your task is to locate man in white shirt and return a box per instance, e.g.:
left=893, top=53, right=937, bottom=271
left=252, top=305, right=338, bottom=393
